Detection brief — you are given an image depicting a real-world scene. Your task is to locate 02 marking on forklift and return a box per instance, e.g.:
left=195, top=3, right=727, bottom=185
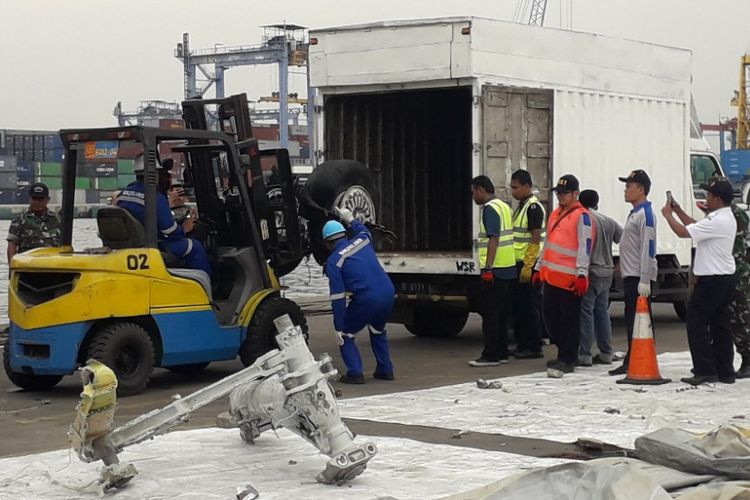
left=126, top=254, right=150, bottom=271
left=455, top=260, right=476, bottom=274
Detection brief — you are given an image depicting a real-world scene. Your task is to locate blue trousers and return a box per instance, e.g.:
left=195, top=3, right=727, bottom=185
left=339, top=297, right=394, bottom=377
left=162, top=238, right=212, bottom=276
left=578, top=274, right=614, bottom=364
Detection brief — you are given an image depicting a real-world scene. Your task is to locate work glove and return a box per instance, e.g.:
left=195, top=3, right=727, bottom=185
left=334, top=331, right=345, bottom=346
left=638, top=282, right=651, bottom=297
left=519, top=265, right=533, bottom=283
left=335, top=207, right=355, bottom=225
left=481, top=269, right=494, bottom=288
left=520, top=243, right=540, bottom=283
left=573, top=275, right=589, bottom=297
left=531, top=272, right=543, bottom=288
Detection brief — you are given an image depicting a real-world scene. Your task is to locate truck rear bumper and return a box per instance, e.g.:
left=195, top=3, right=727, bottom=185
left=7, top=321, right=90, bottom=375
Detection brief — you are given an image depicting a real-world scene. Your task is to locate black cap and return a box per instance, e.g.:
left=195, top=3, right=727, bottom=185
left=618, top=169, right=652, bottom=192
left=700, top=177, right=734, bottom=204
left=552, top=174, right=580, bottom=193
left=29, top=182, right=49, bottom=199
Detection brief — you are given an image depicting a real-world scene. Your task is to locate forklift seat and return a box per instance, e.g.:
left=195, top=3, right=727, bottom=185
left=97, top=206, right=145, bottom=249
left=97, top=207, right=212, bottom=300
left=167, top=268, right=213, bottom=301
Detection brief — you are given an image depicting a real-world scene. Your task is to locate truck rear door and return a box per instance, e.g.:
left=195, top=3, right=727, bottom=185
left=482, top=86, right=553, bottom=206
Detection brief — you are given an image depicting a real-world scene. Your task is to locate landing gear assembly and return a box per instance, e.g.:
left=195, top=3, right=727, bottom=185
left=69, top=314, right=376, bottom=491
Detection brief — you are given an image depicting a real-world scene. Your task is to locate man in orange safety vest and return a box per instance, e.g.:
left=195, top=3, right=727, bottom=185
left=533, top=174, right=595, bottom=373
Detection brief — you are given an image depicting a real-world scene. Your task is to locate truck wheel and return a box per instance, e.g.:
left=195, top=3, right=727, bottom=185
left=166, top=362, right=210, bottom=374
left=673, top=301, right=687, bottom=321
left=87, top=322, right=154, bottom=396
left=405, top=308, right=469, bottom=337
left=304, top=160, right=377, bottom=264
left=240, top=296, right=309, bottom=366
left=2, top=337, right=63, bottom=390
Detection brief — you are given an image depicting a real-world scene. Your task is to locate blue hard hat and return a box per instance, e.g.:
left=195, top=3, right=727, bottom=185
left=322, top=220, right=346, bottom=241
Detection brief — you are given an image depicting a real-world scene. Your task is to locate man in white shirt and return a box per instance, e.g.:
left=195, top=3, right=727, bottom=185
left=661, top=177, right=738, bottom=385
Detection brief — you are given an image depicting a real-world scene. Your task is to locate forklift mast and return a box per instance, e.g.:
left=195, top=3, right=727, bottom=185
left=181, top=94, right=305, bottom=276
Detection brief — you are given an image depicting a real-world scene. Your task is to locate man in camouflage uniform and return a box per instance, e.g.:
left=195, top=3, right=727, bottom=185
left=6, top=183, right=61, bottom=263
left=728, top=202, right=750, bottom=378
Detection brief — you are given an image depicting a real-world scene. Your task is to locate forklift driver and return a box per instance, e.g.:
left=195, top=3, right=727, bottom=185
left=117, top=154, right=212, bottom=276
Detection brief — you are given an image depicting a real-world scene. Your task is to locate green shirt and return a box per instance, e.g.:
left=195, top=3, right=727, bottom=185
left=7, top=209, right=62, bottom=253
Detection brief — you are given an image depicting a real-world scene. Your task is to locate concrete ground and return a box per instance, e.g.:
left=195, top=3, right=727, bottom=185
left=0, top=302, right=689, bottom=459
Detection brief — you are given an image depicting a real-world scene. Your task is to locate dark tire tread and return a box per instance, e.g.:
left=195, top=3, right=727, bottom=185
left=240, top=296, right=308, bottom=366
left=87, top=322, right=154, bottom=396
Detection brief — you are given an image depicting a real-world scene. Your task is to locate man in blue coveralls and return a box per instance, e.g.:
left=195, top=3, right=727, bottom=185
left=323, top=207, right=395, bottom=384
left=116, top=154, right=211, bottom=276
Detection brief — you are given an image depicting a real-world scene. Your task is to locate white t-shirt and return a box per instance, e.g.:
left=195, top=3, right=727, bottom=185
left=686, top=206, right=737, bottom=276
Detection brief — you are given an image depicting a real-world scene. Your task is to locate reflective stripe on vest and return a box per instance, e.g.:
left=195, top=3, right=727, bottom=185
left=539, top=205, right=593, bottom=289
left=512, top=195, right=546, bottom=261
left=478, top=198, right=516, bottom=269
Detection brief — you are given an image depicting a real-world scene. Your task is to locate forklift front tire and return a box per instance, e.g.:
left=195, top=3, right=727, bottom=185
left=3, top=337, right=63, bottom=391
left=240, top=296, right=308, bottom=367
left=87, top=322, right=155, bottom=397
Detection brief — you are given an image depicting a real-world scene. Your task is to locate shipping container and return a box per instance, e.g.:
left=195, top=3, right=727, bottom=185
left=0, top=191, right=16, bottom=205
left=719, top=149, right=750, bottom=184
left=117, top=174, right=136, bottom=187
left=44, top=148, right=65, bottom=161
left=310, top=16, right=710, bottom=329
left=253, top=125, right=279, bottom=141
left=79, top=163, right=117, bottom=177
left=96, top=177, right=120, bottom=191
left=0, top=171, right=17, bottom=189
left=117, top=159, right=135, bottom=174
left=75, top=177, right=92, bottom=189
left=159, top=119, right=185, bottom=129
left=117, top=142, right=142, bottom=159
left=38, top=176, right=63, bottom=190
left=15, top=189, right=29, bottom=205
left=39, top=161, right=62, bottom=176
left=0, top=155, right=17, bottom=171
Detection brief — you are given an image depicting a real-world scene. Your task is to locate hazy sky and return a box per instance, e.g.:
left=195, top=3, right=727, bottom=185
left=1, top=0, right=747, bottom=131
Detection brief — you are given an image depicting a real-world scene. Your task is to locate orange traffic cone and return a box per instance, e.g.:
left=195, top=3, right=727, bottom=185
left=616, top=296, right=671, bottom=385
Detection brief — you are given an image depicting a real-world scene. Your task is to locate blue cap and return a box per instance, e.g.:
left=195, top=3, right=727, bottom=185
left=322, top=220, right=346, bottom=241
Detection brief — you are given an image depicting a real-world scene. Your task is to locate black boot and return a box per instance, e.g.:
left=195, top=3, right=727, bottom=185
left=738, top=356, right=750, bottom=379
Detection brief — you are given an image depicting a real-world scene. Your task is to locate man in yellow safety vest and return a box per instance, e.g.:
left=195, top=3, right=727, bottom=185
left=510, top=169, right=546, bottom=360
left=469, top=175, right=517, bottom=367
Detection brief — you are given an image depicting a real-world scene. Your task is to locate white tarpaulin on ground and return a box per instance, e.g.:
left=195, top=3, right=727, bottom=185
left=0, top=427, right=566, bottom=500
left=340, top=352, right=749, bottom=448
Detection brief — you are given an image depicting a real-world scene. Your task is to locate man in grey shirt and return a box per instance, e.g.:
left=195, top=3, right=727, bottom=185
left=577, top=190, right=623, bottom=366
left=610, top=170, right=658, bottom=376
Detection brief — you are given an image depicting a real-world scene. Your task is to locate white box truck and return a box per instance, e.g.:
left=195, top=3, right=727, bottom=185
left=308, top=17, right=723, bottom=336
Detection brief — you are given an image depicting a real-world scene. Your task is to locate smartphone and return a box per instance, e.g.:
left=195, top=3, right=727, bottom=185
left=666, top=190, right=674, bottom=207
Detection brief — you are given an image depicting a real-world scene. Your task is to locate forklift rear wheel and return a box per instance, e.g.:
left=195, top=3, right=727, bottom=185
left=240, top=296, right=308, bottom=367
left=304, top=160, right=377, bottom=265
left=405, top=308, right=469, bottom=338
left=87, top=322, right=155, bottom=396
left=166, top=362, right=210, bottom=374
left=2, top=337, right=63, bottom=391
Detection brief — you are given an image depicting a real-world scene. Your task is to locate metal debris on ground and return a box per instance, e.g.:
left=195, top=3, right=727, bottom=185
left=476, top=379, right=503, bottom=389
left=236, top=483, right=260, bottom=500
left=69, top=314, right=377, bottom=490
left=604, top=408, right=621, bottom=415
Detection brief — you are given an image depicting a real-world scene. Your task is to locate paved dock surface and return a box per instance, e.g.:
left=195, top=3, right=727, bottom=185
left=0, top=302, right=691, bottom=459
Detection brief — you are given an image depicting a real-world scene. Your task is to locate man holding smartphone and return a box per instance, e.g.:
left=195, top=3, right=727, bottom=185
left=610, top=170, right=658, bottom=376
